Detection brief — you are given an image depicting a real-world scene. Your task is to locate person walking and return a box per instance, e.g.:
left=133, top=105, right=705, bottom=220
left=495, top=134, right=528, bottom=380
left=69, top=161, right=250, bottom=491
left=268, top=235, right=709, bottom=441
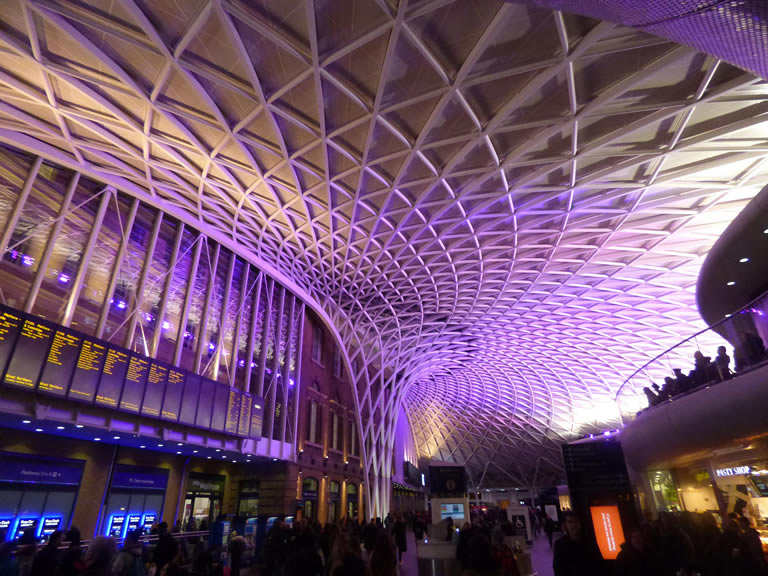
left=543, top=515, right=555, bottom=549
left=392, top=516, right=408, bottom=565
left=30, top=530, right=63, bottom=576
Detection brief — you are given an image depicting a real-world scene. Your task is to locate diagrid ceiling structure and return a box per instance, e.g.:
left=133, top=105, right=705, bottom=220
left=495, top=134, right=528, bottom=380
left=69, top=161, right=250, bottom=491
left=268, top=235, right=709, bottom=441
left=0, top=0, right=767, bottom=495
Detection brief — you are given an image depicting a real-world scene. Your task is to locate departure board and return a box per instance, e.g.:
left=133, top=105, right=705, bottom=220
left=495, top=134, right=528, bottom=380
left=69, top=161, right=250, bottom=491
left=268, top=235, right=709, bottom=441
left=0, top=306, right=23, bottom=377
left=238, top=393, right=252, bottom=437
left=195, top=378, right=215, bottom=429
left=250, top=397, right=264, bottom=438
left=3, top=317, right=54, bottom=390
left=179, top=373, right=201, bottom=425
left=68, top=338, right=108, bottom=402
left=210, top=383, right=229, bottom=432
left=225, top=389, right=242, bottom=435
left=141, top=362, right=168, bottom=417
left=38, top=328, right=82, bottom=397
left=161, top=368, right=185, bottom=422
left=119, top=355, right=149, bottom=413
left=95, top=346, right=130, bottom=408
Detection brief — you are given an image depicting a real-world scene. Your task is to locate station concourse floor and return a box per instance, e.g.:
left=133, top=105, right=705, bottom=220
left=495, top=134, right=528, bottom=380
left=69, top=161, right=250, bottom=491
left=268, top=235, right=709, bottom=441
left=242, top=529, right=556, bottom=576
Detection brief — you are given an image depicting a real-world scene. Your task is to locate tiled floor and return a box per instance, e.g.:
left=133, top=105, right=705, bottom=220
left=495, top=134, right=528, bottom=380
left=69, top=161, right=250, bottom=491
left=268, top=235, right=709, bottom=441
left=530, top=532, right=555, bottom=576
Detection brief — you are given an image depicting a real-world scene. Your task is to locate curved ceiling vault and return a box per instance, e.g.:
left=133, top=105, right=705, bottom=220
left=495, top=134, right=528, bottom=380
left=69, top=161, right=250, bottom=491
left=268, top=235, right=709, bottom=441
left=0, top=0, right=767, bottom=495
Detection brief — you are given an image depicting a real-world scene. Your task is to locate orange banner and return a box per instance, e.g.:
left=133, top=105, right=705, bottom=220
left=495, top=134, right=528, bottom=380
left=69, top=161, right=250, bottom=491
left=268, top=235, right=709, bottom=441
left=590, top=505, right=625, bottom=560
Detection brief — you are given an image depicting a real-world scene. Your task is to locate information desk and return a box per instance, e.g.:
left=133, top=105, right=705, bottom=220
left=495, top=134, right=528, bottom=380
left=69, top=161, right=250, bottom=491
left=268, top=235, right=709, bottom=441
left=0, top=304, right=264, bottom=440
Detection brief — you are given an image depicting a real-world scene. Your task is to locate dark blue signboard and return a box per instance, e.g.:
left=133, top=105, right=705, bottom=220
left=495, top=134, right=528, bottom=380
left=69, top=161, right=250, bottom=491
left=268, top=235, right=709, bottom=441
left=225, top=389, right=241, bottom=435
left=119, top=355, right=149, bottom=413
left=107, top=514, right=126, bottom=538
left=250, top=398, right=264, bottom=438
left=0, top=306, right=23, bottom=378
left=111, top=465, right=168, bottom=491
left=0, top=454, right=84, bottom=486
left=195, top=378, right=215, bottom=429
left=210, top=384, right=229, bottom=432
left=179, top=373, right=200, bottom=425
left=141, top=361, right=168, bottom=418
left=161, top=368, right=184, bottom=422
left=238, top=393, right=252, bottom=437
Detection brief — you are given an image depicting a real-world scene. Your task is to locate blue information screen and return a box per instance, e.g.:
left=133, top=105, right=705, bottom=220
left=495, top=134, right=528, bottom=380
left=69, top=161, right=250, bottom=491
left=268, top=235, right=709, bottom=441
left=107, top=514, right=126, bottom=538
left=13, top=518, right=37, bottom=540
left=38, top=516, right=62, bottom=539
left=141, top=513, right=156, bottom=531
left=126, top=514, right=142, bottom=535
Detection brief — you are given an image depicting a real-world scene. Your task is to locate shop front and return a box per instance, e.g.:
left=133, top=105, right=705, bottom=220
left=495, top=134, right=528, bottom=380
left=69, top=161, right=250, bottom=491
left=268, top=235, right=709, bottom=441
left=238, top=479, right=260, bottom=518
left=103, top=464, right=168, bottom=537
left=0, top=452, right=84, bottom=541
left=328, top=481, right=340, bottom=523
left=182, top=473, right=226, bottom=529
left=346, top=483, right=358, bottom=520
left=301, top=477, right=318, bottom=521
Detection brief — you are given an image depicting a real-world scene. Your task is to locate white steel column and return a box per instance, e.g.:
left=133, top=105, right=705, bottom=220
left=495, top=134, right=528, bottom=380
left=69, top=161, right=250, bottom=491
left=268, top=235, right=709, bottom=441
left=150, top=222, right=184, bottom=357
left=194, top=242, right=220, bottom=374
left=291, top=302, right=306, bottom=458
left=255, top=278, right=274, bottom=398
left=230, top=263, right=250, bottom=387
left=212, top=252, right=235, bottom=380
left=173, top=234, right=203, bottom=365
left=244, top=272, right=263, bottom=394
left=266, top=285, right=286, bottom=447
left=95, top=197, right=139, bottom=339
left=124, top=212, right=163, bottom=349
left=24, top=172, right=79, bottom=313
left=280, top=293, right=296, bottom=445
left=0, top=157, right=42, bottom=256
left=62, top=188, right=112, bottom=327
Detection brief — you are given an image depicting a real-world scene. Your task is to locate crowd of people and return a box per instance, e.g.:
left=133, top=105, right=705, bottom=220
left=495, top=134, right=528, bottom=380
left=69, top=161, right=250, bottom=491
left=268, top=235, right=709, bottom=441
left=553, top=509, right=768, bottom=576
left=0, top=520, right=232, bottom=576
left=644, top=332, right=767, bottom=409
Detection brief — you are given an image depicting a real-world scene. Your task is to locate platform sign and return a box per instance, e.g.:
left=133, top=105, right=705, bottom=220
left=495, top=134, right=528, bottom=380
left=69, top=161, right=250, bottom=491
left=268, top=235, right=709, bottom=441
left=95, top=346, right=130, bottom=408
left=38, top=516, right=62, bottom=539
left=225, top=389, right=241, bottom=435
left=13, top=517, right=36, bottom=540
left=107, top=514, right=126, bottom=538
left=0, top=306, right=23, bottom=377
left=250, top=398, right=264, bottom=438
left=179, top=373, right=201, bottom=425
left=119, top=355, right=149, bottom=413
left=126, top=514, right=142, bottom=535
left=210, top=383, right=229, bottom=432
left=3, top=317, right=54, bottom=390
left=141, top=361, right=168, bottom=418
left=590, top=505, right=625, bottom=560
left=195, top=378, right=215, bottom=429
left=141, top=513, right=156, bottom=532
left=38, top=328, right=81, bottom=397
left=68, top=338, right=108, bottom=402
left=161, top=368, right=184, bottom=422
left=238, top=393, right=252, bottom=437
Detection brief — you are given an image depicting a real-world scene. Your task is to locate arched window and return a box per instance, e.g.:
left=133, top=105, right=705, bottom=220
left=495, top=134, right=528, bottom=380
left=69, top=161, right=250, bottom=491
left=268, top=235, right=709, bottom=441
left=346, top=483, right=358, bottom=520
left=302, top=477, right=318, bottom=496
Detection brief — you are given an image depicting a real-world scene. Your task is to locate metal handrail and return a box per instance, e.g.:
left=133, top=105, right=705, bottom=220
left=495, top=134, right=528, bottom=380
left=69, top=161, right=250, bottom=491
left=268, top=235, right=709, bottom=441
left=614, top=287, right=768, bottom=404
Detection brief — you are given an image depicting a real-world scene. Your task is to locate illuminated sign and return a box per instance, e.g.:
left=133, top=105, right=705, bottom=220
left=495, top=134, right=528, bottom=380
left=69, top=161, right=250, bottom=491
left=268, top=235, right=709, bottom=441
left=716, top=466, right=751, bottom=477
left=126, top=514, right=142, bottom=534
left=0, top=518, right=11, bottom=540
left=107, top=515, right=126, bottom=538
left=13, top=518, right=36, bottom=540
left=141, top=514, right=156, bottom=531
left=421, top=473, right=425, bottom=487
left=38, top=517, right=62, bottom=539
left=590, top=505, right=626, bottom=560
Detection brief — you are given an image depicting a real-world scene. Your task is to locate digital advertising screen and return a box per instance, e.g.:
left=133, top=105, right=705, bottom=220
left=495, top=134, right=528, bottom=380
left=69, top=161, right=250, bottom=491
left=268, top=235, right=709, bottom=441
left=195, top=378, right=215, bottom=429
left=179, top=373, right=201, bottom=425
left=161, top=368, right=185, bottom=422
left=590, top=505, right=626, bottom=560
left=210, top=383, right=229, bottom=432
left=68, top=338, right=108, bottom=402
left=95, top=346, right=130, bottom=408
left=119, top=355, right=149, bottom=413
left=3, top=317, right=54, bottom=390
left=38, top=328, right=81, bottom=397
left=107, top=514, right=126, bottom=538
left=0, top=306, right=23, bottom=377
left=439, top=503, right=465, bottom=521
left=141, top=361, right=168, bottom=418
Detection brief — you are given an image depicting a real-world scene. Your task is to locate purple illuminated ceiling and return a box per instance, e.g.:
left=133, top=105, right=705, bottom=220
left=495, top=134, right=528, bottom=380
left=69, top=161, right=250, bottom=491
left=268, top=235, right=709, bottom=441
left=0, top=0, right=766, bottom=490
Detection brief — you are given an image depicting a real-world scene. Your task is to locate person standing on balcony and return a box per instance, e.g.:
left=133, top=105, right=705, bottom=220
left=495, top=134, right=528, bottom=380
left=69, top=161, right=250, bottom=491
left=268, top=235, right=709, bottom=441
left=715, top=346, right=732, bottom=381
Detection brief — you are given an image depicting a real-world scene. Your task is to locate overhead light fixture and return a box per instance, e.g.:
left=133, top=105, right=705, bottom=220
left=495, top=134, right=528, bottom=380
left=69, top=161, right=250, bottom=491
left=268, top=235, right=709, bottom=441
left=56, top=426, right=65, bottom=430
left=216, top=449, right=221, bottom=452
left=75, top=424, right=84, bottom=429
left=94, top=437, right=101, bottom=441
left=158, top=443, right=164, bottom=447
left=140, top=445, right=146, bottom=449
left=740, top=257, right=749, bottom=263
left=207, top=456, right=212, bottom=460
left=727, top=281, right=736, bottom=286
left=193, top=450, right=198, bottom=454
left=113, top=436, right=121, bottom=440
left=176, top=451, right=182, bottom=455
left=22, top=420, right=31, bottom=424
left=177, top=443, right=183, bottom=446
left=35, top=428, right=43, bottom=432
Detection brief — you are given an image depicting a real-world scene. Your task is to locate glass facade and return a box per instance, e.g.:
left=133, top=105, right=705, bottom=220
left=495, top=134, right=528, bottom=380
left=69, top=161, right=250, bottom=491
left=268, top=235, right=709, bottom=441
left=0, top=146, right=305, bottom=446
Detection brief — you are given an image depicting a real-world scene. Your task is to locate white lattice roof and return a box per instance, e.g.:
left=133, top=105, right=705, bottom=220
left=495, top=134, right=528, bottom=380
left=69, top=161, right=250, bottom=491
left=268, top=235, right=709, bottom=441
left=0, top=0, right=767, bottom=489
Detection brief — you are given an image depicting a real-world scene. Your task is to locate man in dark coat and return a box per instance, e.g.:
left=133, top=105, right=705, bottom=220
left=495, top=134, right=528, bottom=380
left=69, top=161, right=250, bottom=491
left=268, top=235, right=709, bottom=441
left=553, top=512, right=604, bottom=576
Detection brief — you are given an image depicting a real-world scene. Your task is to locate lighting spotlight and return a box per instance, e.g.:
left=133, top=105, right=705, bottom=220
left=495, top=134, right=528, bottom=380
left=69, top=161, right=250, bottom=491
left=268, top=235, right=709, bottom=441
left=140, top=445, right=146, bottom=449
left=740, top=257, right=750, bottom=263
left=727, top=281, right=736, bottom=286
left=158, top=443, right=164, bottom=447
left=35, top=428, right=43, bottom=432
left=56, top=426, right=65, bottom=430
left=113, top=436, right=121, bottom=440
left=22, top=420, right=31, bottom=424
left=75, top=424, right=84, bottom=429
left=94, top=437, right=101, bottom=441
left=176, top=451, right=182, bottom=455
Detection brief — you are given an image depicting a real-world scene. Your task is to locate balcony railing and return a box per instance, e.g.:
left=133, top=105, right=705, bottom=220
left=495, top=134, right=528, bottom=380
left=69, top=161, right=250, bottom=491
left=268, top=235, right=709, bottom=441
left=615, top=289, right=768, bottom=423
